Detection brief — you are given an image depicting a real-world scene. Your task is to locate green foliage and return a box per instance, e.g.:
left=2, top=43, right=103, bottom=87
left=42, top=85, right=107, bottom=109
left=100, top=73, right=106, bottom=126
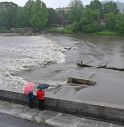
left=87, top=0, right=103, bottom=12
left=24, top=0, right=34, bottom=26
left=103, top=1, right=119, bottom=14
left=66, top=0, right=122, bottom=34
left=0, top=2, right=18, bottom=28
left=115, top=14, right=124, bottom=34
left=17, top=0, right=48, bottom=29
left=48, top=8, right=57, bottom=26
left=68, top=0, right=83, bottom=23
left=31, top=0, right=48, bottom=29
left=69, top=22, right=81, bottom=32
left=25, top=0, right=34, bottom=9
left=80, top=20, right=99, bottom=33
left=41, top=2, right=48, bottom=26
left=80, top=9, right=99, bottom=33
left=16, top=0, right=34, bottom=27
left=16, top=7, right=29, bottom=27
left=62, top=27, right=73, bottom=33
left=0, top=27, right=10, bottom=33
left=104, top=13, right=116, bottom=30
left=96, top=30, right=118, bottom=35
left=0, top=0, right=123, bottom=35
left=67, top=0, right=101, bottom=33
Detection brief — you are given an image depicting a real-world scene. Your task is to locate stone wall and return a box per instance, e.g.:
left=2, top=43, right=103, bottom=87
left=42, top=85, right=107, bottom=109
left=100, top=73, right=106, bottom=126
left=0, top=89, right=124, bottom=124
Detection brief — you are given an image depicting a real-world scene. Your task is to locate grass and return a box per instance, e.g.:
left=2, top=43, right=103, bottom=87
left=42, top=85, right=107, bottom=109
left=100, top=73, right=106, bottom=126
left=96, top=30, right=118, bottom=36
left=47, top=27, right=124, bottom=36
left=0, top=28, right=11, bottom=33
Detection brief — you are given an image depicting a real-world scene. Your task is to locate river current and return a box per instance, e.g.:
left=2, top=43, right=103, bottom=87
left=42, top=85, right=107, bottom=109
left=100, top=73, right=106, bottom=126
left=0, top=35, right=65, bottom=92
left=1, top=33, right=124, bottom=106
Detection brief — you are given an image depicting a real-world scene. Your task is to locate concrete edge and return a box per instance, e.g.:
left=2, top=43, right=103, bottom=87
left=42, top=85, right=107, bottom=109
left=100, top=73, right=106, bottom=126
left=0, top=110, right=54, bottom=127
left=0, top=89, right=124, bottom=124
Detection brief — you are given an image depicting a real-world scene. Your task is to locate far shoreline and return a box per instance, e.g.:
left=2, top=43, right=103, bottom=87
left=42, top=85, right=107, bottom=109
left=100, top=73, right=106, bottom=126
left=0, top=32, right=42, bottom=36
left=47, top=27, right=124, bottom=36
left=0, top=29, right=123, bottom=37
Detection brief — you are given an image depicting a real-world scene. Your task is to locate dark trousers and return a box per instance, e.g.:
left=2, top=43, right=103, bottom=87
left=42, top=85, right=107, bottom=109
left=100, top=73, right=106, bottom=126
left=39, top=99, right=45, bottom=110
left=29, top=99, right=34, bottom=108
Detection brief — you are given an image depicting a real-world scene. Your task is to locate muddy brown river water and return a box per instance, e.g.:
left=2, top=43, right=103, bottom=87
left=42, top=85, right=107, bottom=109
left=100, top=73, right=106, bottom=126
left=18, top=33, right=124, bottom=106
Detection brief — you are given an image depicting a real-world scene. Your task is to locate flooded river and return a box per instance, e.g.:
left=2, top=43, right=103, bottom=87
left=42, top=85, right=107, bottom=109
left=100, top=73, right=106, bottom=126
left=1, top=33, right=124, bottom=106
left=18, top=33, right=124, bottom=106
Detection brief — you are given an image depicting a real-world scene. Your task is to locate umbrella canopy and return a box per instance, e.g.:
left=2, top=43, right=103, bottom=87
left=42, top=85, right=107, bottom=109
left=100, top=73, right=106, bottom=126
left=24, top=82, right=35, bottom=95
left=37, top=83, right=49, bottom=89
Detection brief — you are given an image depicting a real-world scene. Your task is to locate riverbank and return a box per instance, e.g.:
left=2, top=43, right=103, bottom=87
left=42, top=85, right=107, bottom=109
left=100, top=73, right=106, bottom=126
left=47, top=27, right=124, bottom=36
left=0, top=27, right=123, bottom=36
left=96, top=30, right=120, bottom=36
left=47, top=27, right=73, bottom=34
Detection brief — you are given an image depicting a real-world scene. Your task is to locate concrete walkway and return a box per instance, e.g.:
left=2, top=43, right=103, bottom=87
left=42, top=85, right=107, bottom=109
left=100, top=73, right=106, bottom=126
left=0, top=100, right=123, bottom=127
left=0, top=113, right=51, bottom=127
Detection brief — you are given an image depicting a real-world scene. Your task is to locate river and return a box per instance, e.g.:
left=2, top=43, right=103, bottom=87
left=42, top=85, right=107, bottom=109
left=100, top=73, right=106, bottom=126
left=0, top=33, right=124, bottom=106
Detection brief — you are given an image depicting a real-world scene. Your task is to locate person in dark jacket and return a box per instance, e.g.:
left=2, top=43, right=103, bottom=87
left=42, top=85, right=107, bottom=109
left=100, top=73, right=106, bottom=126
left=37, top=89, right=45, bottom=110
left=28, top=92, right=35, bottom=108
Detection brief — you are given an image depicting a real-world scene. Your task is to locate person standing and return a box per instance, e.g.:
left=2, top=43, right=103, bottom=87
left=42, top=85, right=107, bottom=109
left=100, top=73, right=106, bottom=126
left=28, top=92, right=35, bottom=108
left=37, top=89, right=45, bottom=110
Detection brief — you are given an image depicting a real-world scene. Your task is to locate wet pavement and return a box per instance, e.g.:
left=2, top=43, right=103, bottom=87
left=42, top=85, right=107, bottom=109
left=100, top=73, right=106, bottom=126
left=17, top=34, right=124, bottom=106
left=0, top=100, right=123, bottom=127
left=0, top=113, right=51, bottom=127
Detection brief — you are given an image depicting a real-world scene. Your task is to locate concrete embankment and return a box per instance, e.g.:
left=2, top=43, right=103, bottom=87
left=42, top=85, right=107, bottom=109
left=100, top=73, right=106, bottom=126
left=0, top=89, right=124, bottom=124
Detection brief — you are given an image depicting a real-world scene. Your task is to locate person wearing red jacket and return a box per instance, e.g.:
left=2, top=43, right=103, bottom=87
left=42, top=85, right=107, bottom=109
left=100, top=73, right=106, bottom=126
left=37, top=89, right=45, bottom=110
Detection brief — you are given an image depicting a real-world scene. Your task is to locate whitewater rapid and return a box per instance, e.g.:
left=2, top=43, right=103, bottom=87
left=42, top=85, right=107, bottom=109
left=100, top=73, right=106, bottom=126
left=0, top=35, right=65, bottom=92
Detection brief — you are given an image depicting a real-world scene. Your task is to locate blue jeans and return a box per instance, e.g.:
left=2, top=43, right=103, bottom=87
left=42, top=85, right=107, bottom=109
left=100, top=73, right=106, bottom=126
left=29, top=99, right=34, bottom=108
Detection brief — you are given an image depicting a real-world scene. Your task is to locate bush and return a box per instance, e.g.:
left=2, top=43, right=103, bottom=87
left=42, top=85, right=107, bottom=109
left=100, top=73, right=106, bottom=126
left=0, top=27, right=10, bottom=33
left=115, top=14, right=124, bottom=35
left=69, top=22, right=81, bottom=32
left=80, top=17, right=99, bottom=33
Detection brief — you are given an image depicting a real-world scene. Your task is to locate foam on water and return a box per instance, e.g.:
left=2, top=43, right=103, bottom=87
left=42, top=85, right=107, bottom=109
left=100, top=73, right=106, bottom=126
left=0, top=36, right=65, bottom=92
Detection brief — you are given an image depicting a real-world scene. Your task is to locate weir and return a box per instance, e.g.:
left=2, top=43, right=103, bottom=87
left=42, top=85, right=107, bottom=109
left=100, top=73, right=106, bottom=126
left=77, top=62, right=124, bottom=71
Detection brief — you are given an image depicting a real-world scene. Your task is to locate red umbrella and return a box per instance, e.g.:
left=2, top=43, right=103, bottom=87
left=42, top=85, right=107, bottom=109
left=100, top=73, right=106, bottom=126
left=24, top=82, right=35, bottom=95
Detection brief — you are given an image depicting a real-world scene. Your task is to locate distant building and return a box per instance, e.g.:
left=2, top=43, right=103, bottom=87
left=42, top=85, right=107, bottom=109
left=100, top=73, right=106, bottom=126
left=117, top=1, right=124, bottom=13
left=55, top=7, right=70, bottom=26
left=56, top=7, right=70, bottom=13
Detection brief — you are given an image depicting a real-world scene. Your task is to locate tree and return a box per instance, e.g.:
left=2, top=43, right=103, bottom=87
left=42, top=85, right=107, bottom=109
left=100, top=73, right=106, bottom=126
left=24, top=0, right=34, bottom=26
left=115, top=14, right=124, bottom=34
left=16, top=7, right=29, bottom=27
left=86, top=0, right=103, bottom=21
left=103, top=1, right=119, bottom=14
left=104, top=13, right=116, bottom=30
left=0, top=2, right=18, bottom=27
left=48, top=8, right=57, bottom=26
left=87, top=0, right=103, bottom=12
left=25, top=0, right=34, bottom=9
left=80, top=9, right=100, bottom=32
left=68, top=0, right=83, bottom=23
left=41, top=2, right=48, bottom=27
left=70, top=21, right=81, bottom=32
left=31, top=0, right=48, bottom=29
left=16, top=0, right=34, bottom=27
